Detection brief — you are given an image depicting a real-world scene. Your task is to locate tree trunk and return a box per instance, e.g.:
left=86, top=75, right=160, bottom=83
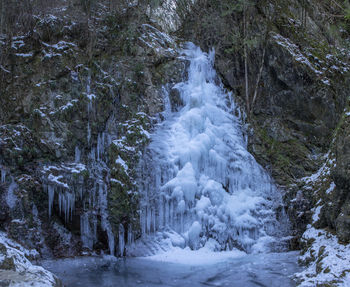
left=0, top=0, right=6, bottom=34
left=243, top=4, right=249, bottom=114
left=250, top=44, right=266, bottom=114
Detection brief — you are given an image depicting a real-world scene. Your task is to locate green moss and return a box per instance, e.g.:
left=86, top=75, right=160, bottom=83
left=81, top=169, right=90, bottom=179
left=318, top=245, right=326, bottom=257
left=252, top=125, right=312, bottom=184
left=340, top=269, right=350, bottom=277
left=0, top=256, right=15, bottom=271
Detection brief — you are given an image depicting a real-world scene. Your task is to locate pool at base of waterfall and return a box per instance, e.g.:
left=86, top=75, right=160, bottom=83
left=41, top=251, right=301, bottom=287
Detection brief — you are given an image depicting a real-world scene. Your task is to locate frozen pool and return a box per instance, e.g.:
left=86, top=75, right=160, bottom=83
left=42, top=251, right=301, bottom=287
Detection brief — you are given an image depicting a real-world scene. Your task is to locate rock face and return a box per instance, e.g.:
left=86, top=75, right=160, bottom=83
left=0, top=232, right=62, bottom=286
left=1, top=0, right=350, bottom=284
left=0, top=1, right=184, bottom=257
left=179, top=0, right=350, bottom=284
left=332, top=115, right=350, bottom=243
left=180, top=0, right=350, bottom=243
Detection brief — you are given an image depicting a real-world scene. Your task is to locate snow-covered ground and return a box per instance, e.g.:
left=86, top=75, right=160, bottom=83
left=295, top=227, right=350, bottom=286
left=145, top=243, right=246, bottom=265
left=295, top=152, right=350, bottom=286
left=0, top=232, right=60, bottom=287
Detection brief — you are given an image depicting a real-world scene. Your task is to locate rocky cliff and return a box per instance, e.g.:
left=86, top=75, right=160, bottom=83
left=0, top=0, right=184, bottom=259
left=179, top=0, right=350, bottom=285
left=1, top=0, right=350, bottom=286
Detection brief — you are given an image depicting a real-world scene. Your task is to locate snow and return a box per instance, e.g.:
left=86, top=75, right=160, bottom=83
left=297, top=149, right=350, bottom=285
left=58, top=100, right=78, bottom=112
left=326, top=182, right=336, bottom=194
left=34, top=109, right=46, bottom=118
left=116, top=155, right=128, bottom=171
left=301, top=153, right=332, bottom=187
left=48, top=174, right=68, bottom=188
left=321, top=78, right=331, bottom=86
left=15, top=53, right=33, bottom=58
left=0, top=232, right=58, bottom=286
left=86, top=93, right=96, bottom=101
left=138, top=24, right=176, bottom=57
left=312, top=205, right=322, bottom=222
left=147, top=0, right=179, bottom=32
left=42, top=50, right=62, bottom=59
left=66, top=163, right=86, bottom=174
left=11, top=40, right=25, bottom=50
left=188, top=221, right=202, bottom=249
left=272, top=33, right=323, bottom=76
left=295, top=227, right=350, bottom=286
left=146, top=245, right=246, bottom=265
left=110, top=178, right=125, bottom=186
left=112, top=139, right=136, bottom=152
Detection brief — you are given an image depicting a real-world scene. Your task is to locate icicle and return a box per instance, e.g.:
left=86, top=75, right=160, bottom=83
left=107, top=228, right=115, bottom=256
left=6, top=178, right=18, bottom=210
left=1, top=168, right=6, bottom=183
left=87, top=122, right=91, bottom=144
left=102, top=132, right=105, bottom=150
left=93, top=215, right=97, bottom=243
left=136, top=43, right=285, bottom=253
left=140, top=208, right=146, bottom=236
left=98, top=182, right=115, bottom=255
left=69, top=192, right=75, bottom=221
left=146, top=206, right=151, bottom=234
left=75, top=146, right=81, bottom=163
left=87, top=71, right=93, bottom=113
left=81, top=212, right=92, bottom=249
left=158, top=196, right=164, bottom=229
left=165, top=199, right=169, bottom=227
left=152, top=208, right=156, bottom=233
left=58, top=192, right=62, bottom=215
left=48, top=185, right=55, bottom=218
left=79, top=186, right=83, bottom=199
left=89, top=148, right=96, bottom=162
left=127, top=224, right=133, bottom=245
left=57, top=191, right=75, bottom=223
left=97, top=134, right=102, bottom=161
left=119, top=224, right=125, bottom=256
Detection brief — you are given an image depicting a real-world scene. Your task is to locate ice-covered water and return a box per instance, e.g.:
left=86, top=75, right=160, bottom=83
left=136, top=43, right=288, bottom=255
left=42, top=252, right=300, bottom=287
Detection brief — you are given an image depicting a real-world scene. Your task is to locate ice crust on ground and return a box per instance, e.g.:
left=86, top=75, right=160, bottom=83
left=145, top=240, right=246, bottom=265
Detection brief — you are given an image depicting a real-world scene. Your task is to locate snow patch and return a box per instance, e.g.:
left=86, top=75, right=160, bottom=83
left=295, top=227, right=350, bottom=286
left=0, top=232, right=58, bottom=286
left=146, top=245, right=246, bottom=265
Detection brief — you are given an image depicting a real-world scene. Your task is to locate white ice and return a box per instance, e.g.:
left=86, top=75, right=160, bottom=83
left=137, top=43, right=286, bottom=255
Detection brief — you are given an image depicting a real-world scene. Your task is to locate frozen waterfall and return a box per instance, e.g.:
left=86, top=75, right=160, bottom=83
left=137, top=43, right=288, bottom=254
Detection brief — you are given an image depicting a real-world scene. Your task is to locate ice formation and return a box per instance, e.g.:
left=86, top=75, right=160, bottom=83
left=6, top=177, right=18, bottom=210
left=1, top=167, right=6, bottom=183
left=44, top=132, right=115, bottom=255
left=138, top=43, right=287, bottom=254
